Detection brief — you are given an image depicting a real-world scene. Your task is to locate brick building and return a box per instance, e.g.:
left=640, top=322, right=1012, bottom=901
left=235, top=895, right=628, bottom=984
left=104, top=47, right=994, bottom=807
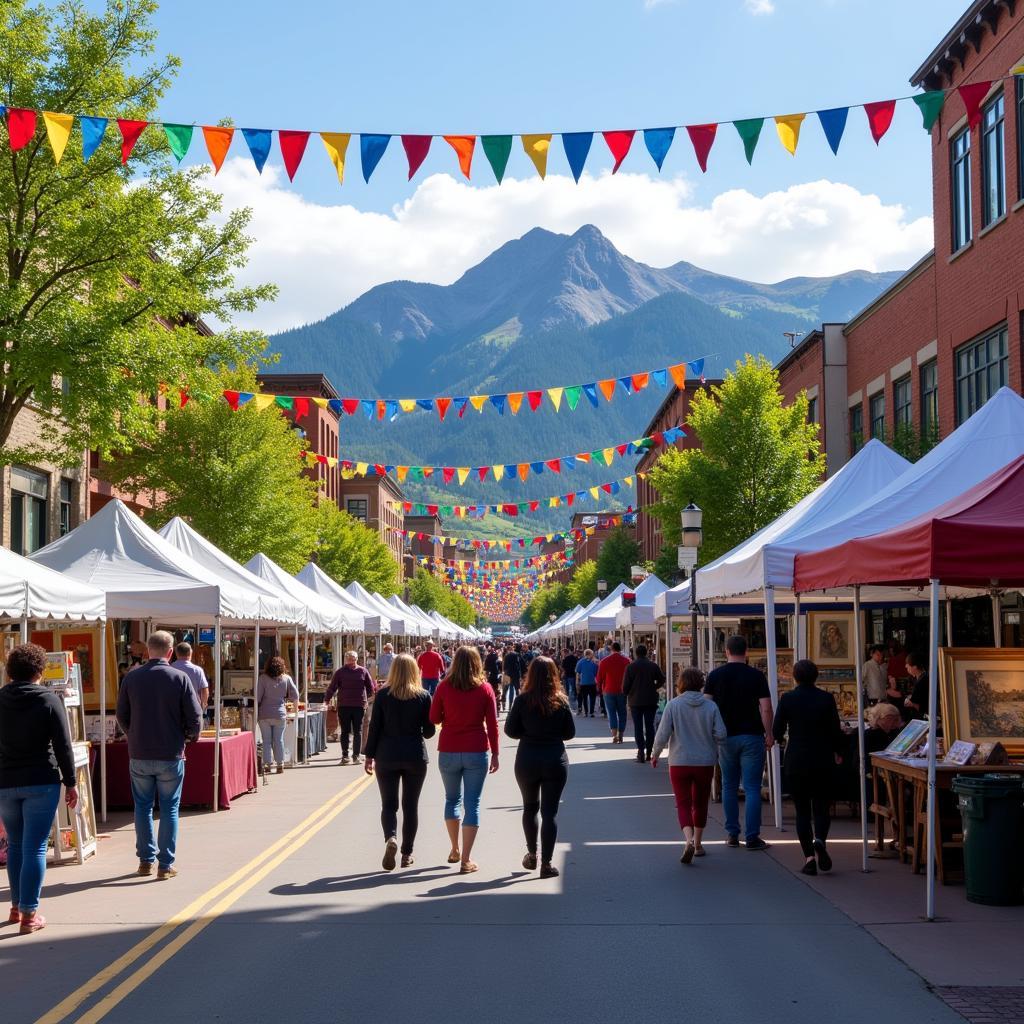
left=403, top=512, right=444, bottom=577
left=340, top=473, right=405, bottom=567
left=570, top=511, right=638, bottom=566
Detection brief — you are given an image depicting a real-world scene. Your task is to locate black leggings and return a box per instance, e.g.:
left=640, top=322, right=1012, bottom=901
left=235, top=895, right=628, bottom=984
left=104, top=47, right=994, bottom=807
left=578, top=686, right=596, bottom=715
left=631, top=706, right=656, bottom=754
left=339, top=707, right=365, bottom=757
left=375, top=763, right=428, bottom=855
left=788, top=774, right=832, bottom=857
left=515, top=754, right=568, bottom=863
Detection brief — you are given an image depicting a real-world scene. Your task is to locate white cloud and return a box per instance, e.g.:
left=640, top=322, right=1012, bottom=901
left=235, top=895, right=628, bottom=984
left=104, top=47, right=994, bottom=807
left=207, top=159, right=932, bottom=335
left=744, top=0, right=776, bottom=13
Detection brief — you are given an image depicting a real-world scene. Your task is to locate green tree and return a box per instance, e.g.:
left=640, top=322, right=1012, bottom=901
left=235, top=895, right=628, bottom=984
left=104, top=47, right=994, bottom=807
left=566, top=560, right=598, bottom=607
left=105, top=367, right=319, bottom=571
left=523, top=581, right=571, bottom=630
left=0, top=0, right=274, bottom=464
left=315, top=504, right=400, bottom=597
left=653, top=543, right=681, bottom=585
left=648, top=355, right=824, bottom=564
left=595, top=526, right=642, bottom=591
left=406, top=567, right=476, bottom=629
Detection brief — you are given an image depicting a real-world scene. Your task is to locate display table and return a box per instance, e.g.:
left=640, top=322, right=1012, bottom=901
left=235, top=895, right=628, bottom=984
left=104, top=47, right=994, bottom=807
left=870, top=753, right=1024, bottom=884
left=302, top=709, right=327, bottom=758
left=96, top=733, right=258, bottom=811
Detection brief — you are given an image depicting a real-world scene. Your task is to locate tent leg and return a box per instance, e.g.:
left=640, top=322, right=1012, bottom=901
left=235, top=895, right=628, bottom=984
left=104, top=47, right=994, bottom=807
left=945, top=600, right=954, bottom=647
left=793, top=594, right=802, bottom=659
left=853, top=586, right=868, bottom=873
left=926, top=579, right=940, bottom=922
left=293, top=625, right=299, bottom=768
left=992, top=592, right=1002, bottom=648
left=19, top=612, right=28, bottom=644
left=100, top=619, right=108, bottom=824
left=764, top=586, right=783, bottom=832
left=707, top=602, right=715, bottom=675
left=213, top=616, right=222, bottom=813
left=253, top=619, right=261, bottom=790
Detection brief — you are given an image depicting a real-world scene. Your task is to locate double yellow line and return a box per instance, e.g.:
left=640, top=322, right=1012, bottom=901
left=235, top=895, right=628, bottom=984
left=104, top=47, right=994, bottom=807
left=37, top=773, right=375, bottom=1024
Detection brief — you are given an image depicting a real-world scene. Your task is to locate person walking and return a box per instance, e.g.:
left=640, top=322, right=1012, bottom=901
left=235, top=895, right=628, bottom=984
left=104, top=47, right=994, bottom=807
left=505, top=656, right=575, bottom=879
left=324, top=650, right=374, bottom=765
left=560, top=647, right=579, bottom=711
left=429, top=646, right=499, bottom=874
left=0, top=644, right=79, bottom=933
left=651, top=667, right=727, bottom=864
left=417, top=640, right=445, bottom=698
left=502, top=643, right=525, bottom=710
left=255, top=656, right=299, bottom=774
left=772, top=660, right=845, bottom=875
left=484, top=644, right=501, bottom=703
left=575, top=649, right=599, bottom=717
left=596, top=642, right=630, bottom=744
left=622, top=644, right=665, bottom=762
left=377, top=643, right=396, bottom=683
left=170, top=642, right=209, bottom=711
left=116, top=632, right=203, bottom=880
left=364, top=654, right=435, bottom=870
left=703, top=635, right=773, bottom=851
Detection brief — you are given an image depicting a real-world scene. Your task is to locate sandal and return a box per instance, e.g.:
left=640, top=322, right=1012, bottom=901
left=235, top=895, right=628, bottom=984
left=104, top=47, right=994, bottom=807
left=447, top=850, right=461, bottom=864
left=7, top=907, right=20, bottom=925
left=460, top=860, right=479, bottom=874
left=19, top=912, right=46, bottom=935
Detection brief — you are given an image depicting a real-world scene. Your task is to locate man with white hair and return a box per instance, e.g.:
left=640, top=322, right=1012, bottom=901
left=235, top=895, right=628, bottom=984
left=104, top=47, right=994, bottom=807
left=170, top=641, right=209, bottom=710
left=377, top=642, right=395, bottom=682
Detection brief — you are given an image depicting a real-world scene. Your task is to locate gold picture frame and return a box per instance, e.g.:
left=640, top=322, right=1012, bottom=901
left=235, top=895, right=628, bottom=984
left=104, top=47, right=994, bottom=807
left=748, top=649, right=794, bottom=690
left=939, top=647, right=1024, bottom=757
left=807, top=611, right=856, bottom=667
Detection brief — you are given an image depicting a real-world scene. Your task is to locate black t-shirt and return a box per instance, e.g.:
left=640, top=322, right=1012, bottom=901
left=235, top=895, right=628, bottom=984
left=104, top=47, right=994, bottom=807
left=561, top=654, right=578, bottom=678
left=704, top=662, right=771, bottom=737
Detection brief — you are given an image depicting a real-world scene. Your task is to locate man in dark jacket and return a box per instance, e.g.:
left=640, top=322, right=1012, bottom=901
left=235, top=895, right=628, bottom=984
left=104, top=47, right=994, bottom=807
left=502, top=645, right=525, bottom=709
left=622, top=645, right=666, bottom=762
left=116, top=631, right=203, bottom=880
left=324, top=650, right=375, bottom=764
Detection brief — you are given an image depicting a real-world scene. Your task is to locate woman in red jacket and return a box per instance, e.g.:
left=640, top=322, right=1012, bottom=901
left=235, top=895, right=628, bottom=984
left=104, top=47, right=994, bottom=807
left=429, top=646, right=499, bottom=874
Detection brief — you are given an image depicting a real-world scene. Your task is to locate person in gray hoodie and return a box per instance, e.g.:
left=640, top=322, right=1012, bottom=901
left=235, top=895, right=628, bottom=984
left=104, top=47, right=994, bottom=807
left=651, top=667, right=727, bottom=865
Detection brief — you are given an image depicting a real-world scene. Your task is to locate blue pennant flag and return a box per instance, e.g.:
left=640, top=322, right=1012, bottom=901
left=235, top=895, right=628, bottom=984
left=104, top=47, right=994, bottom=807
left=360, top=134, right=391, bottom=182
left=561, top=132, right=593, bottom=183
left=384, top=465, right=395, bottom=475
left=644, top=127, right=676, bottom=171
left=416, top=399, right=434, bottom=412
left=617, top=376, right=632, bottom=393
left=490, top=394, right=507, bottom=416
left=453, top=396, right=469, bottom=417
left=652, top=368, right=668, bottom=388
left=686, top=358, right=705, bottom=379
left=242, top=128, right=272, bottom=173
left=328, top=399, right=343, bottom=416
left=385, top=400, right=399, bottom=421
left=80, top=116, right=108, bottom=162
left=610, top=481, right=620, bottom=494
left=362, top=400, right=375, bottom=419
left=504, top=465, right=516, bottom=478
left=236, top=392, right=254, bottom=406
left=582, top=383, right=599, bottom=407
left=816, top=107, right=849, bottom=155
left=530, top=462, right=544, bottom=475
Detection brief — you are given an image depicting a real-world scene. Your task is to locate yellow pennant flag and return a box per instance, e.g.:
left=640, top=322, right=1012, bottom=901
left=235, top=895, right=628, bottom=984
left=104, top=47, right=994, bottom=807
left=1013, top=65, right=1024, bottom=75
left=399, top=399, right=417, bottom=413
left=547, top=387, right=564, bottom=411
left=356, top=462, right=368, bottom=475
left=326, top=456, right=338, bottom=468
left=43, top=112, right=74, bottom=164
left=341, top=468, right=356, bottom=480
left=586, top=526, right=596, bottom=536
left=624, top=475, right=633, bottom=487
left=549, top=496, right=561, bottom=507
left=320, top=132, right=352, bottom=184
left=589, top=487, right=600, bottom=500
left=638, top=471, right=647, bottom=480
left=312, top=397, right=329, bottom=408
left=603, top=448, right=615, bottom=466
left=251, top=394, right=276, bottom=411
left=521, top=134, right=552, bottom=178
left=774, top=114, right=806, bottom=155
left=457, top=467, right=470, bottom=486
left=470, top=395, right=488, bottom=412
left=492, top=465, right=505, bottom=481
left=397, top=466, right=409, bottom=482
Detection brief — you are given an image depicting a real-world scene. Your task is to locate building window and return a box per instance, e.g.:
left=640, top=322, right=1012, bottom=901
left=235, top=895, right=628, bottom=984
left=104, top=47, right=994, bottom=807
left=806, top=396, right=818, bottom=424
left=849, top=404, right=863, bottom=456
left=1018, top=76, right=1024, bottom=202
left=955, top=325, right=1008, bottom=425
left=920, top=359, right=938, bottom=438
left=951, top=127, right=972, bottom=252
left=981, top=92, right=1005, bottom=226
left=869, top=392, right=886, bottom=440
left=893, top=376, right=912, bottom=430
left=59, top=478, right=74, bottom=536
left=346, top=498, right=368, bottom=522
left=10, top=467, right=48, bottom=556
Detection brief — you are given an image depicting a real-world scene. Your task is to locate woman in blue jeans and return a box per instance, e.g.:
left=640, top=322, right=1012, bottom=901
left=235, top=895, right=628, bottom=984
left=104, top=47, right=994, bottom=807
left=255, top=656, right=299, bottom=774
left=0, top=644, right=79, bottom=934
left=429, top=647, right=500, bottom=873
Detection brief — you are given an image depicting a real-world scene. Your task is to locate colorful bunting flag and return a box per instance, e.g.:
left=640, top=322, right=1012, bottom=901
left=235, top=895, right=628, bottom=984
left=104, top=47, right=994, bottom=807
left=521, top=134, right=552, bottom=178
left=816, top=107, right=848, bottom=155
left=912, top=91, right=945, bottom=131
left=733, top=118, right=763, bottom=164
left=116, top=119, right=147, bottom=164
left=164, top=123, right=194, bottom=162
left=279, top=130, right=310, bottom=181
left=444, top=135, right=475, bottom=179
left=401, top=135, right=432, bottom=179
left=774, top=114, right=805, bottom=156
left=562, top=132, right=593, bottom=183
left=202, top=125, right=234, bottom=173
left=864, top=100, right=896, bottom=144
left=958, top=81, right=992, bottom=130
left=320, top=132, right=351, bottom=183
left=481, top=135, right=513, bottom=183
left=242, top=128, right=272, bottom=173
left=602, top=130, right=635, bottom=172
left=80, top=116, right=107, bottom=161
left=685, top=123, right=717, bottom=173
left=644, top=127, right=675, bottom=171
left=360, top=134, right=391, bottom=182
left=42, top=112, right=74, bottom=163
left=6, top=108, right=37, bottom=150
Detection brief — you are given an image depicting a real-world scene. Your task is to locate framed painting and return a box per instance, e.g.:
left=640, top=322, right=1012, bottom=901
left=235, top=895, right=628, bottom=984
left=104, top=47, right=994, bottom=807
left=808, top=611, right=856, bottom=667
left=748, top=649, right=794, bottom=690
left=939, top=648, right=1024, bottom=757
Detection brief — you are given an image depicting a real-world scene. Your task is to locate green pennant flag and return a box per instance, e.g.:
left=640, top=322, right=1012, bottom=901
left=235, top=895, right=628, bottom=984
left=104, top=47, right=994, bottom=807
left=274, top=395, right=294, bottom=412
left=441, top=505, right=453, bottom=516
left=590, top=450, right=605, bottom=466
left=481, top=135, right=513, bottom=183
left=409, top=467, right=424, bottom=481
left=564, top=385, right=582, bottom=411
left=163, top=123, right=194, bottom=162
left=912, top=91, right=945, bottom=131
left=733, top=118, right=763, bottom=164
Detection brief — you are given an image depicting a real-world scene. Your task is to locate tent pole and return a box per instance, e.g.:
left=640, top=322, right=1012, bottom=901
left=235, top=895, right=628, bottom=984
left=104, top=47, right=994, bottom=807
left=707, top=602, right=715, bottom=675
left=793, top=593, right=802, bottom=659
left=293, top=624, right=299, bottom=768
left=99, top=618, right=108, bottom=824
left=764, top=585, right=783, bottom=832
left=926, top=579, right=940, bottom=922
left=853, top=586, right=868, bottom=873
left=945, top=599, right=954, bottom=647
left=252, top=619, right=261, bottom=789
left=213, top=615, right=222, bottom=813
left=991, top=592, right=1002, bottom=648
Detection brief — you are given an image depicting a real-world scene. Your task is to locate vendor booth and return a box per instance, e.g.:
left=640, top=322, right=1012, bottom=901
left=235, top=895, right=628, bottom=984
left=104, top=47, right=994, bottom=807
left=612, top=575, right=669, bottom=653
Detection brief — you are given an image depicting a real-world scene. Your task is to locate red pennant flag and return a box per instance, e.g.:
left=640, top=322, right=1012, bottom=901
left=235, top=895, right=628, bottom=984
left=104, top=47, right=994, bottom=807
left=864, top=100, right=897, bottom=144
left=533, top=537, right=544, bottom=546
left=179, top=390, right=189, bottom=408
left=223, top=390, right=241, bottom=410
left=959, top=82, right=992, bottom=130
left=477, top=467, right=490, bottom=482
left=527, top=390, right=543, bottom=411
left=651, top=430, right=665, bottom=445
left=376, top=400, right=386, bottom=421
left=422, top=467, right=434, bottom=479
left=443, top=467, right=456, bottom=485
left=598, top=379, right=616, bottom=401
left=401, top=135, right=432, bottom=179
left=546, top=459, right=562, bottom=473
left=6, top=108, right=37, bottom=150
left=436, top=397, right=452, bottom=421
left=616, top=444, right=628, bottom=456
left=443, top=135, right=475, bottom=179
left=316, top=455, right=328, bottom=465
left=373, top=464, right=385, bottom=476
left=279, top=130, right=310, bottom=181
left=601, top=483, right=613, bottom=494
left=602, top=130, right=635, bottom=172
left=403, top=502, right=413, bottom=513
left=685, top=123, right=718, bottom=173
left=631, top=372, right=650, bottom=391
left=341, top=398, right=360, bottom=416
left=502, top=504, right=518, bottom=516
left=427, top=505, right=439, bottom=516
left=566, top=493, right=575, bottom=506
left=529, top=500, right=540, bottom=512
left=668, top=363, right=687, bottom=389
left=293, top=397, right=309, bottom=419
left=116, top=119, right=148, bottom=164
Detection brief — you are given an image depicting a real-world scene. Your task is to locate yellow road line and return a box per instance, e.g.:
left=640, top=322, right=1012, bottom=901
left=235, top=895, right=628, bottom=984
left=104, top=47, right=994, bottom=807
left=35, top=774, right=372, bottom=1024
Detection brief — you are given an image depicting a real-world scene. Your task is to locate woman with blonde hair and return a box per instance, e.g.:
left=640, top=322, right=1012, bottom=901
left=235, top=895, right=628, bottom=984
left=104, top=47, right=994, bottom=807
left=364, top=654, right=435, bottom=870
left=429, top=645, right=500, bottom=873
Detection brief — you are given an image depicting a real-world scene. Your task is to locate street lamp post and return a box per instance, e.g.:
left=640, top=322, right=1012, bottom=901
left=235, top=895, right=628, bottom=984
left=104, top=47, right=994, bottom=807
left=680, top=502, right=703, bottom=668
left=597, top=579, right=607, bottom=598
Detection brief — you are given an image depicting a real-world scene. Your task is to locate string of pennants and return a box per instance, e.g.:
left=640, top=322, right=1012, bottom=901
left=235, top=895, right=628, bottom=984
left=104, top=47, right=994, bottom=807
left=6, top=74, right=1023, bottom=183
left=217, top=359, right=705, bottom=422
left=308, top=429, right=682, bottom=486
left=392, top=511, right=637, bottom=550
left=416, top=551, right=573, bottom=570
left=441, top=564, right=568, bottom=586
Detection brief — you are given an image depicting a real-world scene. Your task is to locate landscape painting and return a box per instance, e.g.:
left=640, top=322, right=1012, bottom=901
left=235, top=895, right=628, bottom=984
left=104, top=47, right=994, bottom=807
left=940, top=649, right=1024, bottom=756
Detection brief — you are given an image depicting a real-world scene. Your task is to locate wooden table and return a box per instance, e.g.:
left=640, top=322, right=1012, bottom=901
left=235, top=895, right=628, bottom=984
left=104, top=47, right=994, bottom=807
left=869, top=754, right=1024, bottom=884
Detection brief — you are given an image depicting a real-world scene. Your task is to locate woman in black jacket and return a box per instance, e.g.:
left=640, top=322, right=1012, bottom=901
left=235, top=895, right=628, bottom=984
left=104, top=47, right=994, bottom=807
left=772, top=659, right=845, bottom=876
left=364, top=654, right=435, bottom=870
left=0, top=643, right=79, bottom=934
left=504, top=657, right=576, bottom=879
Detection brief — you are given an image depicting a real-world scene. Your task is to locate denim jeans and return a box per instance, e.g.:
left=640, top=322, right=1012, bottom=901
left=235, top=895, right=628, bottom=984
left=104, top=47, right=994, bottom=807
left=604, top=693, right=627, bottom=732
left=423, top=678, right=439, bottom=698
left=719, top=734, right=766, bottom=841
left=562, top=676, right=577, bottom=706
left=130, top=758, right=186, bottom=869
left=259, top=720, right=286, bottom=766
left=438, top=751, right=489, bottom=827
left=0, top=783, right=61, bottom=913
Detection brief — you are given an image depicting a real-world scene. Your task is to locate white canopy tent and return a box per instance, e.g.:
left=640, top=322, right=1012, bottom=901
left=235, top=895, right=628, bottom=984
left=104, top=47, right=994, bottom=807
left=245, top=554, right=361, bottom=635
left=387, top=594, right=440, bottom=638
left=295, top=563, right=386, bottom=634
left=614, top=576, right=670, bottom=632
left=557, top=597, right=601, bottom=639
left=531, top=604, right=582, bottom=641
left=0, top=544, right=106, bottom=628
left=347, top=581, right=406, bottom=636
left=580, top=583, right=629, bottom=635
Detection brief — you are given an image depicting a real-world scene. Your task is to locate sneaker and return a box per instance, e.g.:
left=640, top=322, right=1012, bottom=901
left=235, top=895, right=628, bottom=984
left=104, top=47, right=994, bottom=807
left=522, top=852, right=538, bottom=871
left=137, top=861, right=154, bottom=876
left=726, top=835, right=740, bottom=848
left=352, top=755, right=362, bottom=764
left=801, top=859, right=818, bottom=876
left=813, top=839, right=833, bottom=872
left=275, top=764, right=284, bottom=775
left=694, top=845, right=706, bottom=858
left=745, top=837, right=770, bottom=852
left=7, top=907, right=21, bottom=925
left=539, top=863, right=559, bottom=879
left=400, top=854, right=414, bottom=868
left=382, top=837, right=398, bottom=872
left=340, top=756, right=350, bottom=765
left=157, top=866, right=178, bottom=880
left=680, top=842, right=695, bottom=865
left=635, top=751, right=644, bottom=763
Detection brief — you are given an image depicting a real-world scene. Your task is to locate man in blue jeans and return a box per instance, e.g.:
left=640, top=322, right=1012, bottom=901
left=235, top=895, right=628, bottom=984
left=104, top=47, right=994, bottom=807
left=116, top=631, right=203, bottom=879
left=704, top=634, right=774, bottom=850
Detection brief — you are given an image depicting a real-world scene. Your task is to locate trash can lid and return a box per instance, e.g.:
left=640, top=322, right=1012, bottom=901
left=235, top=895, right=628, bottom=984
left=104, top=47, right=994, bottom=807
left=952, top=773, right=1024, bottom=797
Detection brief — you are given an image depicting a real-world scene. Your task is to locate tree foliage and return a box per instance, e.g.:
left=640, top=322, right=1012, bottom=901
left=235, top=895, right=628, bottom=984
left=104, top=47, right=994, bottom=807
left=406, top=568, right=476, bottom=628
left=0, top=0, right=274, bottom=464
left=648, top=355, right=824, bottom=564
left=315, top=504, right=400, bottom=597
left=595, top=526, right=642, bottom=591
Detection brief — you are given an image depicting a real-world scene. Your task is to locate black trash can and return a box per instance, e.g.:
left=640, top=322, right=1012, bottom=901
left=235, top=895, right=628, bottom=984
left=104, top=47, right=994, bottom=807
left=952, top=774, right=1024, bottom=906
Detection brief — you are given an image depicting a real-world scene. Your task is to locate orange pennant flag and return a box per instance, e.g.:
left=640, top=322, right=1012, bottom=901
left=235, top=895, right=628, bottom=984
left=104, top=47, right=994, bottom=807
left=631, top=372, right=649, bottom=391
left=202, top=126, right=234, bottom=173
left=598, top=379, right=616, bottom=402
left=397, top=466, right=409, bottom=482
left=444, top=135, right=476, bottom=179
left=668, top=363, right=687, bottom=389
left=508, top=392, right=524, bottom=415
left=517, top=463, right=530, bottom=481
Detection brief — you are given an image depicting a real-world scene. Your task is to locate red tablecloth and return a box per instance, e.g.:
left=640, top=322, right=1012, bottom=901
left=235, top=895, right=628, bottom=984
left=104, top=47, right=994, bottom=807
left=95, top=733, right=257, bottom=811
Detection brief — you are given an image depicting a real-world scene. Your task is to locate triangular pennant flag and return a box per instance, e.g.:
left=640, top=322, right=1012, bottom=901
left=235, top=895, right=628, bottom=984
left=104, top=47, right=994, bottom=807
left=251, top=394, right=275, bottom=412
left=360, top=134, right=391, bottom=182
left=602, top=130, right=635, bottom=172
left=385, top=399, right=399, bottom=422
left=624, top=475, right=633, bottom=487
left=442, top=467, right=456, bottom=485
left=478, top=467, right=490, bottom=482
left=562, top=132, right=593, bottom=182
left=687, top=358, right=705, bottom=380
left=163, top=123, right=193, bottom=162
left=598, top=379, right=616, bottom=402
left=399, top=399, right=417, bottom=413
left=362, top=400, right=375, bottom=420
left=518, top=464, right=530, bottom=481
left=652, top=368, right=668, bottom=388
left=273, top=395, right=294, bottom=412
left=616, top=444, right=628, bottom=456
left=454, top=396, right=469, bottom=418
left=816, top=107, right=848, bottom=155
left=631, top=372, right=649, bottom=391
left=493, top=464, right=505, bottom=482
left=489, top=394, right=507, bottom=416
left=80, top=116, right=107, bottom=161
left=668, top=363, right=687, bottom=389
left=733, top=118, right=764, bottom=164
left=590, top=487, right=600, bottom=500
left=546, top=459, right=562, bottom=473
left=547, top=387, right=564, bottom=412
left=958, top=82, right=992, bottom=130
left=374, top=400, right=385, bottom=420
left=294, top=397, right=309, bottom=418
left=42, top=112, right=74, bottom=163
left=481, top=135, right=513, bottom=183
left=416, top=399, right=434, bottom=412
left=242, top=128, right=272, bottom=172
left=521, top=134, right=552, bottom=178
left=564, top=385, right=582, bottom=411
left=116, top=119, right=147, bottom=164
left=397, top=466, right=409, bottom=483
left=469, top=395, right=487, bottom=412
left=603, top=448, right=615, bottom=467
left=526, top=390, right=543, bottom=411
left=530, top=461, right=544, bottom=475
left=320, top=132, right=351, bottom=183
left=685, top=123, right=717, bottom=173
left=444, top=135, right=475, bottom=179
left=223, top=390, right=241, bottom=410
left=279, top=130, right=310, bottom=181
left=577, top=383, right=595, bottom=407
left=457, top=467, right=470, bottom=486
left=341, top=398, right=359, bottom=416
left=643, top=127, right=675, bottom=171
left=912, top=91, right=945, bottom=132
left=436, top=397, right=452, bottom=421
left=864, top=100, right=896, bottom=144
left=202, top=125, right=234, bottom=173
left=401, top=135, right=432, bottom=179
left=6, top=108, right=37, bottom=150
left=774, top=114, right=805, bottom=156
left=507, top=392, right=524, bottom=415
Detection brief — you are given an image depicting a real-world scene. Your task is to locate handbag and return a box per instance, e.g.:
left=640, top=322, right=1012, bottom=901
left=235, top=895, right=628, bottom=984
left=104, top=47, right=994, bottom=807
left=501, top=673, right=511, bottom=687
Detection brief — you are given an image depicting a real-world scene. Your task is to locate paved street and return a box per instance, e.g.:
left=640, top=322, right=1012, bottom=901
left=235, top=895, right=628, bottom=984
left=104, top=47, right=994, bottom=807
left=3, top=716, right=970, bottom=1024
